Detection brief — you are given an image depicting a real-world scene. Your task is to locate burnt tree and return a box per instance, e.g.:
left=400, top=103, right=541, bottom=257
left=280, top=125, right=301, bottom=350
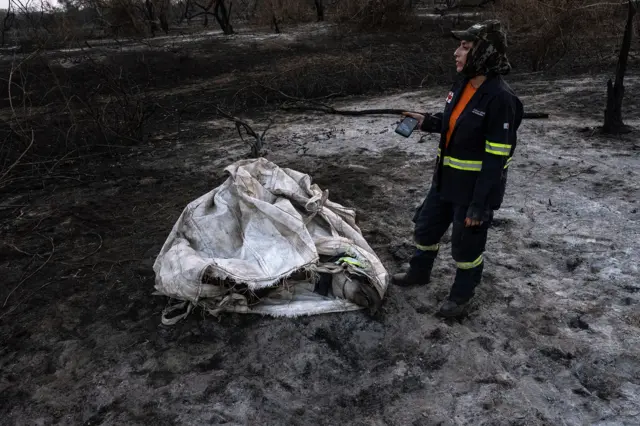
left=159, top=13, right=169, bottom=34
left=314, top=0, right=324, bottom=21
left=1, top=2, right=15, bottom=47
left=213, top=0, right=234, bottom=34
left=157, top=0, right=170, bottom=34
left=603, top=0, right=637, bottom=134
left=145, top=0, right=158, bottom=36
left=189, top=0, right=234, bottom=34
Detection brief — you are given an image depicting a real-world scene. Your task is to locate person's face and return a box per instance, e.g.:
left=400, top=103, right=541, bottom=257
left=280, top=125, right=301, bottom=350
left=455, top=40, right=473, bottom=73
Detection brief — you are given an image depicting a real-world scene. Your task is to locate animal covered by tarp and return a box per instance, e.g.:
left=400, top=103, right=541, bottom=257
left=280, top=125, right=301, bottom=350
left=153, top=158, right=388, bottom=324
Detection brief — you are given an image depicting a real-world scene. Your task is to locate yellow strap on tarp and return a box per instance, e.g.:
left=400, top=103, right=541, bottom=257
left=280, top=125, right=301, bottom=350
left=337, top=257, right=364, bottom=268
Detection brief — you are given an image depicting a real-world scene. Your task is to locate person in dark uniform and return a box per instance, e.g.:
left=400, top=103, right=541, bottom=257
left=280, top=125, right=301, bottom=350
left=395, top=20, right=524, bottom=318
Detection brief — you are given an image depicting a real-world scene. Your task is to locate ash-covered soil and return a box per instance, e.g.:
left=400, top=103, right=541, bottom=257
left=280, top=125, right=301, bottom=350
left=1, top=28, right=640, bottom=425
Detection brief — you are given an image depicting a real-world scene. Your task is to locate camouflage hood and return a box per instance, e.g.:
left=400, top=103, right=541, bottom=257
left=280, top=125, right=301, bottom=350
left=452, top=20, right=511, bottom=78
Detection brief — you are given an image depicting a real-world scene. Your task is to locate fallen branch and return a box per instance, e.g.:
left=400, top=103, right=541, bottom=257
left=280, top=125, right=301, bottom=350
left=283, top=104, right=549, bottom=119
left=523, top=112, right=550, bottom=119
left=532, top=0, right=627, bottom=12
left=434, top=0, right=495, bottom=14
left=558, top=165, right=597, bottom=181
left=263, top=86, right=347, bottom=105
left=282, top=105, right=414, bottom=116
left=269, top=86, right=549, bottom=119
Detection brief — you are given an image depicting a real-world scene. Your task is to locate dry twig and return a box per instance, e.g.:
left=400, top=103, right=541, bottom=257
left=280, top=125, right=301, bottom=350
left=59, top=232, right=104, bottom=265
left=0, top=280, right=53, bottom=321
left=0, top=52, right=40, bottom=187
left=2, top=234, right=55, bottom=308
left=0, top=130, right=34, bottom=187
left=558, top=165, right=597, bottom=181
left=215, top=107, right=272, bottom=157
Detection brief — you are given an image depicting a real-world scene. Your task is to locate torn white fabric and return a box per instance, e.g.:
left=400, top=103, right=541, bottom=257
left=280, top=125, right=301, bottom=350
left=153, top=158, right=388, bottom=322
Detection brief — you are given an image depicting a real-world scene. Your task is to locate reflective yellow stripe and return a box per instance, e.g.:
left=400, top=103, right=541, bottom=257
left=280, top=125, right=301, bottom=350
left=337, top=257, right=364, bottom=268
left=486, top=141, right=512, bottom=149
left=485, top=140, right=511, bottom=156
left=504, top=157, right=513, bottom=169
left=486, top=148, right=511, bottom=156
left=443, top=156, right=483, bottom=172
left=416, top=243, right=439, bottom=252
left=456, top=255, right=483, bottom=270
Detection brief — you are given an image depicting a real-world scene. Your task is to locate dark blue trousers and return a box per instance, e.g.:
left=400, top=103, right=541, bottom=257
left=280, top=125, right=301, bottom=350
left=410, top=185, right=492, bottom=303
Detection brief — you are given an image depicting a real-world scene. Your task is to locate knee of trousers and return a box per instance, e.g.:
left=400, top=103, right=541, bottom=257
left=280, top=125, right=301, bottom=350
left=414, top=223, right=442, bottom=247
left=451, top=243, right=484, bottom=263
left=451, top=239, right=485, bottom=272
left=451, top=223, right=489, bottom=264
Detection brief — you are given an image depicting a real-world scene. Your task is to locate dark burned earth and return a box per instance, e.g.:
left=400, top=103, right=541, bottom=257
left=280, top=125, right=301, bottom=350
left=1, top=38, right=640, bottom=426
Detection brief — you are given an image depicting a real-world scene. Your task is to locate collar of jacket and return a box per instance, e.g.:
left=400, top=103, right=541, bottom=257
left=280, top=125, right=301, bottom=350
left=443, top=74, right=503, bottom=142
left=458, top=73, right=502, bottom=98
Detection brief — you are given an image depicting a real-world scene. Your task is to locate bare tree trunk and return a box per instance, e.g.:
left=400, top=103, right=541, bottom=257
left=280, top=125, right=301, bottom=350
left=1, top=2, right=15, bottom=47
left=158, top=0, right=169, bottom=34
left=272, top=13, right=280, bottom=33
left=603, top=0, right=636, bottom=134
left=314, top=0, right=324, bottom=21
left=181, top=0, right=191, bottom=24
left=193, top=0, right=215, bottom=26
left=159, top=12, right=169, bottom=34
left=145, top=0, right=157, bottom=36
left=214, top=0, right=234, bottom=34
left=250, top=0, right=260, bottom=20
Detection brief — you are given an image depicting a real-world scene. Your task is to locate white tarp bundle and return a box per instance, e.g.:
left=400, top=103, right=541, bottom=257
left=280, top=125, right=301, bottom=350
left=153, top=158, right=388, bottom=323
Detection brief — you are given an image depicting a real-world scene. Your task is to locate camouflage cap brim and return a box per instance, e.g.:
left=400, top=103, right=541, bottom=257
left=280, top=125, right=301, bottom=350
left=451, top=30, right=478, bottom=41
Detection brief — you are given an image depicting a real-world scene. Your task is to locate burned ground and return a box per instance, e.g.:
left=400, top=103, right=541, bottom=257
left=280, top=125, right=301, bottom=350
left=1, top=20, right=640, bottom=426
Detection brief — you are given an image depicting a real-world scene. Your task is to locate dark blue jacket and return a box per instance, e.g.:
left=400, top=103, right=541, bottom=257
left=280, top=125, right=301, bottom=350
left=421, top=75, right=523, bottom=221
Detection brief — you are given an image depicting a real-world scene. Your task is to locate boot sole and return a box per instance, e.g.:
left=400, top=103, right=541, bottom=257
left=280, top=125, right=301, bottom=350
left=437, top=303, right=470, bottom=318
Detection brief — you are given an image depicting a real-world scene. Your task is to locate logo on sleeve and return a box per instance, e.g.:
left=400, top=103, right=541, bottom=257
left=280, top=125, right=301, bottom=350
left=503, top=123, right=510, bottom=129
left=446, top=92, right=453, bottom=103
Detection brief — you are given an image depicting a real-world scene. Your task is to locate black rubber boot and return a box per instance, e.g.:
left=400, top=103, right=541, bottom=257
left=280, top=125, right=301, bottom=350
left=437, top=299, right=470, bottom=318
left=439, top=262, right=483, bottom=317
left=393, top=248, right=437, bottom=287
left=392, top=269, right=430, bottom=287
left=448, top=262, right=483, bottom=303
